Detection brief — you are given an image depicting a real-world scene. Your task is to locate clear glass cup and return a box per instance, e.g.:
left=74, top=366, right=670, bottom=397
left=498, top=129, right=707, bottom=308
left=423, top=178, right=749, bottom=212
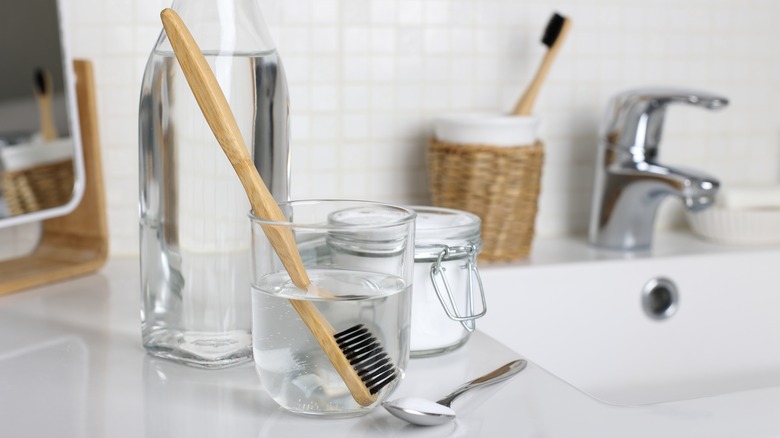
left=249, top=200, right=416, bottom=417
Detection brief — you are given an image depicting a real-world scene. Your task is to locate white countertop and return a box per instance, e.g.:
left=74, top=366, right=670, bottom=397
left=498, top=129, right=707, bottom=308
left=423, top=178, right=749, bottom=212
left=2, top=257, right=780, bottom=437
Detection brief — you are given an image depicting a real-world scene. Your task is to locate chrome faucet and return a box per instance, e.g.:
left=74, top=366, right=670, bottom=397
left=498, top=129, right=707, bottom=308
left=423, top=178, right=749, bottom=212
left=588, top=88, right=729, bottom=250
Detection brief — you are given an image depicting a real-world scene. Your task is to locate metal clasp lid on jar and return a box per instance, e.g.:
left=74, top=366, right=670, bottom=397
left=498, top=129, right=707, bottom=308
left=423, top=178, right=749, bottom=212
left=427, top=243, right=486, bottom=332
left=412, top=206, right=487, bottom=332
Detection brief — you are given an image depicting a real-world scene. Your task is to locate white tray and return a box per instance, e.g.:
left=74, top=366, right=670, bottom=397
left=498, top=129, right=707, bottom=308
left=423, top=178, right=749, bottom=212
left=686, top=207, right=780, bottom=245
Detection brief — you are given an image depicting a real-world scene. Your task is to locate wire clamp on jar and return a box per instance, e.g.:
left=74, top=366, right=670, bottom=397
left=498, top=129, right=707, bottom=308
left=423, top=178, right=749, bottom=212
left=429, top=243, right=487, bottom=332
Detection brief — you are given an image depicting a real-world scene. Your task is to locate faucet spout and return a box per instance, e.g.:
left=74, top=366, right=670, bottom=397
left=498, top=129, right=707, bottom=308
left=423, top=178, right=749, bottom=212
left=637, top=162, right=720, bottom=211
left=589, top=158, right=720, bottom=250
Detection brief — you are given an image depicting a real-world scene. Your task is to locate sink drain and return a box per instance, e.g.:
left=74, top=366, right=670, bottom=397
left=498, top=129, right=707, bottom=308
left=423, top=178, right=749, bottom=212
left=642, top=277, right=678, bottom=320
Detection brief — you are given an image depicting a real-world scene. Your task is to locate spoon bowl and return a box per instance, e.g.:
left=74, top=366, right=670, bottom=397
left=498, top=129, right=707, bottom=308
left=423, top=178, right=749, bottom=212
left=382, top=359, right=527, bottom=426
left=382, top=397, right=456, bottom=426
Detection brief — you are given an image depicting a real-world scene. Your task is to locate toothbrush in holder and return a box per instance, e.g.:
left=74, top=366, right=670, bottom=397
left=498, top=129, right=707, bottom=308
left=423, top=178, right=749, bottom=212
left=512, top=13, right=571, bottom=116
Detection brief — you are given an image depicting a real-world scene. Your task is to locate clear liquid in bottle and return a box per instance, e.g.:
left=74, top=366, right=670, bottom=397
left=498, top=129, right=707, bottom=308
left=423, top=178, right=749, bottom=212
left=139, top=28, right=289, bottom=368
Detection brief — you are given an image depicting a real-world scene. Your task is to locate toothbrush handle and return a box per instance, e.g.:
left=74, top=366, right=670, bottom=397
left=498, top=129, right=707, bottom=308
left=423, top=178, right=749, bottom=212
left=436, top=359, right=528, bottom=408
left=160, top=8, right=310, bottom=288
left=160, top=8, right=381, bottom=408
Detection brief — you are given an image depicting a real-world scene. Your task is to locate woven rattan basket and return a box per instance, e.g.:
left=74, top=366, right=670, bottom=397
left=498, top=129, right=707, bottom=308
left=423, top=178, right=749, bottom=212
left=428, top=138, right=544, bottom=262
left=2, top=159, right=74, bottom=215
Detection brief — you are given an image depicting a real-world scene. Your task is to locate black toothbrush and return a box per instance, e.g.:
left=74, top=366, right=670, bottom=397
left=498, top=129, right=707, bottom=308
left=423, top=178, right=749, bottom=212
left=512, top=12, right=571, bottom=115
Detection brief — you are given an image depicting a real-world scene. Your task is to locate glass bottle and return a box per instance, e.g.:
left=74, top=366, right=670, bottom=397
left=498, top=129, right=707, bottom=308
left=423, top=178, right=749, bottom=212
left=138, top=0, right=289, bottom=368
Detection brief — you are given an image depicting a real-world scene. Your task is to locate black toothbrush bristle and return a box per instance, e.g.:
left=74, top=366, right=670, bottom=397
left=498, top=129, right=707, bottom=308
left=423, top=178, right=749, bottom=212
left=334, top=324, right=398, bottom=395
left=541, top=13, right=566, bottom=47
left=34, top=68, right=47, bottom=94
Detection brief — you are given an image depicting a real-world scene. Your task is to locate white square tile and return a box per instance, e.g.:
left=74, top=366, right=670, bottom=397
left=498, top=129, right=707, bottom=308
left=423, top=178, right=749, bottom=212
left=396, top=85, right=423, bottom=110
left=277, top=26, right=310, bottom=54
left=475, top=29, right=502, bottom=55
left=342, top=0, right=369, bottom=24
left=282, top=55, right=311, bottom=82
left=99, top=86, right=137, bottom=117
left=370, top=115, right=397, bottom=140
left=309, top=114, right=340, bottom=141
left=133, top=0, right=165, bottom=25
left=71, top=26, right=105, bottom=57
left=396, top=27, right=424, bottom=54
left=311, top=0, right=339, bottom=24
left=423, top=28, right=450, bottom=54
left=306, top=171, right=340, bottom=197
left=395, top=113, right=427, bottom=140
left=290, top=143, right=311, bottom=173
left=308, top=143, right=340, bottom=171
left=395, top=55, right=424, bottom=83
left=424, top=57, right=450, bottom=82
left=309, top=85, right=340, bottom=112
left=339, top=172, right=370, bottom=199
left=311, top=27, right=340, bottom=53
left=371, top=27, right=397, bottom=53
left=371, top=56, right=396, bottom=82
left=258, top=0, right=284, bottom=25
left=282, top=0, right=310, bottom=23
left=475, top=1, right=501, bottom=27
left=422, top=84, right=450, bottom=111
left=343, top=56, right=370, bottom=82
left=290, top=113, right=311, bottom=142
left=96, top=57, right=136, bottom=86
left=369, top=140, right=401, bottom=168
left=343, top=113, right=370, bottom=140
left=450, top=29, right=477, bottom=54
left=134, top=25, right=162, bottom=55
left=370, top=0, right=397, bottom=24
left=369, top=170, right=403, bottom=197
left=343, top=26, right=370, bottom=53
left=101, top=116, right=137, bottom=148
left=289, top=170, right=310, bottom=199
left=343, top=85, right=370, bottom=111
left=341, top=143, right=370, bottom=169
left=309, top=56, right=339, bottom=82
left=449, top=84, right=475, bottom=110
left=449, top=0, right=475, bottom=26
left=288, top=84, right=311, bottom=112
left=104, top=0, right=134, bottom=24
left=398, top=0, right=423, bottom=25
left=423, top=0, right=450, bottom=25
left=370, top=85, right=396, bottom=110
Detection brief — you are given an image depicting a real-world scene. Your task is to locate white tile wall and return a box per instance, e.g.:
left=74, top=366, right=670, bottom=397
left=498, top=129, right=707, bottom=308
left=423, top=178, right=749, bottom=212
left=3, top=0, right=780, bottom=258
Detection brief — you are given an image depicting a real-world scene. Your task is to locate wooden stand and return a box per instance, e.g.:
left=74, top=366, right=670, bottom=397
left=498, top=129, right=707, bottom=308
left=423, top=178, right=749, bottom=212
left=0, top=60, right=108, bottom=295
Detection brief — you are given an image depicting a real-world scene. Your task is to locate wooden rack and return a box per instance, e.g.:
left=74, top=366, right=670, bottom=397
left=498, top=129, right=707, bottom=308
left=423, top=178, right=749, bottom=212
left=0, top=60, right=108, bottom=295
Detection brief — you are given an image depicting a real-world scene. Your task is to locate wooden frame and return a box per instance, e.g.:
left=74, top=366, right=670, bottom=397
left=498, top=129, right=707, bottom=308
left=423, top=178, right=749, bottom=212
left=0, top=60, right=108, bottom=295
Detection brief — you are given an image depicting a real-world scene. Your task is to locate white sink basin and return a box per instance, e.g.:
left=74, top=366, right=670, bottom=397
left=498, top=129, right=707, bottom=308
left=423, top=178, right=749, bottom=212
left=478, top=232, right=780, bottom=405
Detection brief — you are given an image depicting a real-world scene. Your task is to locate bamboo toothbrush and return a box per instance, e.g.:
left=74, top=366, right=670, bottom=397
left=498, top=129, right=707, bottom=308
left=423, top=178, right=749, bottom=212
left=33, top=68, right=58, bottom=141
left=511, top=13, right=571, bottom=116
left=160, top=8, right=396, bottom=407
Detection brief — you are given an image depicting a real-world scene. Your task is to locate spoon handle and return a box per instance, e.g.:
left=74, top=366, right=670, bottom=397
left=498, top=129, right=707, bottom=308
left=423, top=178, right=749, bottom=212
left=436, top=359, right=527, bottom=408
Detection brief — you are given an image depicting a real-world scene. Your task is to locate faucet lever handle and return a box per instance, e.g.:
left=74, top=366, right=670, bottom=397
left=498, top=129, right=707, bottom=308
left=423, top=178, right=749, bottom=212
left=603, top=87, right=729, bottom=154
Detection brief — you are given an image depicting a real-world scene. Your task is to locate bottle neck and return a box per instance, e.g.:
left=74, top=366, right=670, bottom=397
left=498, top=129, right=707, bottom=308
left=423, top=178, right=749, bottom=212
left=161, top=0, right=276, bottom=54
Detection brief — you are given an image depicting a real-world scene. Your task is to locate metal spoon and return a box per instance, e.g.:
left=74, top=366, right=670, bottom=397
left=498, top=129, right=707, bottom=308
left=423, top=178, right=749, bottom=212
left=383, top=359, right=527, bottom=426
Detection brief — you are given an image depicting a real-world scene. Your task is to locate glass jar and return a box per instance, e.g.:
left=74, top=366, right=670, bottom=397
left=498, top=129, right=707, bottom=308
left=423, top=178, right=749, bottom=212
left=138, top=0, right=289, bottom=368
left=410, top=206, right=486, bottom=357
